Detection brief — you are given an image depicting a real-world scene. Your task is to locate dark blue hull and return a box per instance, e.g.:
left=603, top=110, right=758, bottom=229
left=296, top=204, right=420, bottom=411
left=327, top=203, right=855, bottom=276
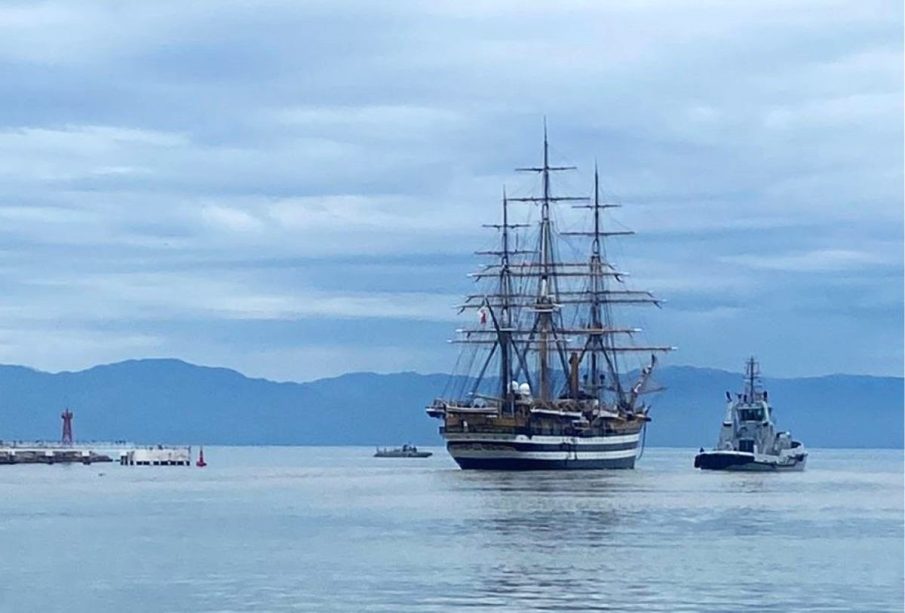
left=694, top=451, right=807, bottom=472
left=694, top=452, right=754, bottom=470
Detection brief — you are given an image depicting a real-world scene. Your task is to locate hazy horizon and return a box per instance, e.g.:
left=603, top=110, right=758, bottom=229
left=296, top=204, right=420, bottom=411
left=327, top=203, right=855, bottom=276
left=0, top=355, right=901, bottom=385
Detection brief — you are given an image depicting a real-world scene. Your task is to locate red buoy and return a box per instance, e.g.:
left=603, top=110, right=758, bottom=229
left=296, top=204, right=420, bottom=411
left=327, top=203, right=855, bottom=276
left=196, top=446, right=207, bottom=468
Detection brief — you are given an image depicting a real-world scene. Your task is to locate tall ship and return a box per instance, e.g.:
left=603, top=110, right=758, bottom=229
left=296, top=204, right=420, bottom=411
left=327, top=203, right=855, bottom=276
left=694, top=357, right=807, bottom=471
left=427, top=129, right=673, bottom=470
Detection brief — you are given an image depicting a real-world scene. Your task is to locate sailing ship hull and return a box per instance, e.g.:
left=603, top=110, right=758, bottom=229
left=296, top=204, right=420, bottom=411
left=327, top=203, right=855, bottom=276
left=694, top=450, right=807, bottom=472
left=444, top=431, right=641, bottom=470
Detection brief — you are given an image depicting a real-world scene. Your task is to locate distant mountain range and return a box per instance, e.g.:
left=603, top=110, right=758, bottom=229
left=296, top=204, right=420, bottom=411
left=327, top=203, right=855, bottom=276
left=0, top=359, right=901, bottom=448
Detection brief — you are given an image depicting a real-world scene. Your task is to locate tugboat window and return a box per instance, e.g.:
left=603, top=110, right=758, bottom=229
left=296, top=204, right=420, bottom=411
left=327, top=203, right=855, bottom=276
left=738, top=440, right=755, bottom=453
left=738, top=408, right=764, bottom=422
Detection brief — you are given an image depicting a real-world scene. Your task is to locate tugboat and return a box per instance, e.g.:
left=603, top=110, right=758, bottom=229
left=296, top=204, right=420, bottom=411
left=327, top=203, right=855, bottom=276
left=695, top=357, right=807, bottom=472
left=374, top=444, right=432, bottom=458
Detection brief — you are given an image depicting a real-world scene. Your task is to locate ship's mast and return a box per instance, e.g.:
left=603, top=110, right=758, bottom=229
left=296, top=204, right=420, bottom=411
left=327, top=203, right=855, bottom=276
left=452, top=126, right=674, bottom=411
left=461, top=188, right=532, bottom=412
left=513, top=121, right=579, bottom=402
left=589, top=165, right=606, bottom=399
left=538, top=125, right=554, bottom=401
left=560, top=161, right=675, bottom=410
left=567, top=164, right=631, bottom=404
left=498, top=189, right=513, bottom=413
left=590, top=166, right=625, bottom=404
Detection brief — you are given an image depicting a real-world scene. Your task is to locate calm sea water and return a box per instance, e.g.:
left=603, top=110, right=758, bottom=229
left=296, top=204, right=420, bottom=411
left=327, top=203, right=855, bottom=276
left=0, top=447, right=901, bottom=612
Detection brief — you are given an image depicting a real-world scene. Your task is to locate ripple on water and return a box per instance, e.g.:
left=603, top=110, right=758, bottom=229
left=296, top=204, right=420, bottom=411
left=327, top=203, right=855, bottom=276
left=0, top=447, right=900, bottom=612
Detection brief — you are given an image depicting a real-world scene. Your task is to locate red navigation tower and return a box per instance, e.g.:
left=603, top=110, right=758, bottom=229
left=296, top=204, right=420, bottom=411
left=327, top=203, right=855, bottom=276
left=60, top=408, right=74, bottom=445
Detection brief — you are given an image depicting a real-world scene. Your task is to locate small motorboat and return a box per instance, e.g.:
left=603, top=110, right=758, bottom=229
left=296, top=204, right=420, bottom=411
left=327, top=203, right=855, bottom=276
left=374, top=444, right=432, bottom=458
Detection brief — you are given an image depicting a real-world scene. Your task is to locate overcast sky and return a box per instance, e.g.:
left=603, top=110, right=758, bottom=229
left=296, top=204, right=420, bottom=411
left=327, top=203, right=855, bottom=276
left=0, top=0, right=901, bottom=381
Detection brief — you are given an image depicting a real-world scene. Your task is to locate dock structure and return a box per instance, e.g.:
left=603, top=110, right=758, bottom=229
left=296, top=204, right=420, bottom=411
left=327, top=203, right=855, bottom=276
left=118, top=446, right=192, bottom=466
left=0, top=410, right=196, bottom=467
left=0, top=442, right=193, bottom=466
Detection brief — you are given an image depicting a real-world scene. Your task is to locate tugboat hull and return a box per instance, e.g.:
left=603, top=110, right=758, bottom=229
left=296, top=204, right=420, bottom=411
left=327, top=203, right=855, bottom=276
left=694, top=450, right=807, bottom=472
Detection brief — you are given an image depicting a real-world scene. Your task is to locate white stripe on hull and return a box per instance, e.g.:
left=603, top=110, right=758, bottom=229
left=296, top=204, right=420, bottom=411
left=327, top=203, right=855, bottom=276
left=443, top=431, right=642, bottom=469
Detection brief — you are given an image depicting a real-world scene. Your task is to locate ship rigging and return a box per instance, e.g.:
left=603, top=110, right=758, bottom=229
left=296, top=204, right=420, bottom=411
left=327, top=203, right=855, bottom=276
left=428, top=128, right=674, bottom=470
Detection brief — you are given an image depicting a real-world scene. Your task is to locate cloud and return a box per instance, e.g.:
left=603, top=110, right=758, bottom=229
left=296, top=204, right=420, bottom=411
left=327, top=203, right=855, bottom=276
left=201, top=205, right=266, bottom=233
left=0, top=0, right=900, bottom=379
left=721, top=248, right=898, bottom=273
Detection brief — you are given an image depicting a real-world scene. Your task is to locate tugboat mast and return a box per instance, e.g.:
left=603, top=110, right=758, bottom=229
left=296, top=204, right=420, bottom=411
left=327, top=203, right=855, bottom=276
left=745, top=356, right=761, bottom=402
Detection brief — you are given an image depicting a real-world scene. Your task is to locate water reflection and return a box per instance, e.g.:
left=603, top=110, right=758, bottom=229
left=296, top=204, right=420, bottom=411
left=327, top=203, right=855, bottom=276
left=427, top=469, right=661, bottom=610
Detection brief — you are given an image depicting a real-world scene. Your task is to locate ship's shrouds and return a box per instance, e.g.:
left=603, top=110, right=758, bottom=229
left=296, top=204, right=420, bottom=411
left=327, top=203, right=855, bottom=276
left=427, top=129, right=674, bottom=470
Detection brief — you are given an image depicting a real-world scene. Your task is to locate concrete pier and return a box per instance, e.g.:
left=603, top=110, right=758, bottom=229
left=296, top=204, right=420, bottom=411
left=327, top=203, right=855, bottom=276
left=0, top=442, right=191, bottom=466
left=0, top=444, right=113, bottom=465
